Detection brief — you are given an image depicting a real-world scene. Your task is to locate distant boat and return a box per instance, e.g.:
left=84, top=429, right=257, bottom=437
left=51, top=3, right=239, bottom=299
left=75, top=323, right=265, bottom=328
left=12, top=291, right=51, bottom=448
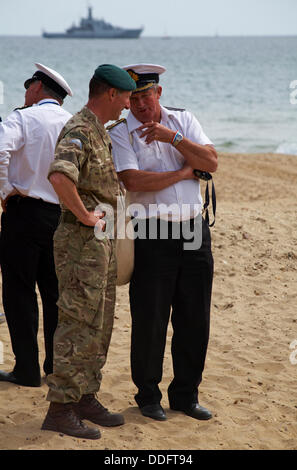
left=42, top=6, right=144, bottom=39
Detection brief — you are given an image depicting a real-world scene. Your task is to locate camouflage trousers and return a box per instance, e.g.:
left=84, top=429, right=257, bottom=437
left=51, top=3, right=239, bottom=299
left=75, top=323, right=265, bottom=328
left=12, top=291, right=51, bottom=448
left=46, top=222, right=116, bottom=403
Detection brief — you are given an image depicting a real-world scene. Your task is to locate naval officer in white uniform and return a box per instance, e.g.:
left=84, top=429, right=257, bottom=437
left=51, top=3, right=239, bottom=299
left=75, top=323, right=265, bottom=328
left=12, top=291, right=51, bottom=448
left=109, top=64, right=217, bottom=422
left=0, top=63, right=73, bottom=387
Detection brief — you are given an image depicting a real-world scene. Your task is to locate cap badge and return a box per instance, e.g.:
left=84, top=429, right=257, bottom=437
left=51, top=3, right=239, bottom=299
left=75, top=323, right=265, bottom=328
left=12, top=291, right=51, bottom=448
left=127, top=70, right=139, bottom=82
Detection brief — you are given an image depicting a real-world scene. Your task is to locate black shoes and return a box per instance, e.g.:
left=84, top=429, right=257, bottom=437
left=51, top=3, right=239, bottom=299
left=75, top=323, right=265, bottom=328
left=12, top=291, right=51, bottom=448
left=0, top=370, right=41, bottom=387
left=171, top=403, right=212, bottom=420
left=140, top=402, right=212, bottom=421
left=140, top=404, right=167, bottom=421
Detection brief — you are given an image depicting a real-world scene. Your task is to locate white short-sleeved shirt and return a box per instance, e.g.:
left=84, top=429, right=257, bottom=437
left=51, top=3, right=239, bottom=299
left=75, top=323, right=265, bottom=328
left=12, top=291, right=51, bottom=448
left=0, top=99, right=72, bottom=204
left=109, top=105, right=213, bottom=221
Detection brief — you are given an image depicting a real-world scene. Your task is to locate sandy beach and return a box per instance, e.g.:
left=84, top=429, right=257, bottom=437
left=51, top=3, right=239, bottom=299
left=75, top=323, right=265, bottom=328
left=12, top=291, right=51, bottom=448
left=0, top=151, right=297, bottom=451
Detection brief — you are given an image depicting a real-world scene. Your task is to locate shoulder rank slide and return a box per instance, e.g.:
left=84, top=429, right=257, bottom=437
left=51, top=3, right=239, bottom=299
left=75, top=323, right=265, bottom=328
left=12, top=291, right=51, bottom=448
left=13, top=105, right=32, bottom=111
left=165, top=106, right=185, bottom=112
left=106, top=118, right=127, bottom=131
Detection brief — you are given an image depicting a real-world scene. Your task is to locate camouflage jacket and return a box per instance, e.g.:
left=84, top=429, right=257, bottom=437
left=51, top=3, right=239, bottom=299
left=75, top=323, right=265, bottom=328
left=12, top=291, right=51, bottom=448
left=48, top=106, right=120, bottom=212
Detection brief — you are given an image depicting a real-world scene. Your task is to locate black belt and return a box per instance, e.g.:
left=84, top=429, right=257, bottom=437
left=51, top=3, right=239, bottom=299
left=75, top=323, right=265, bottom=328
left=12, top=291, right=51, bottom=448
left=9, top=195, right=60, bottom=210
left=131, top=216, right=201, bottom=241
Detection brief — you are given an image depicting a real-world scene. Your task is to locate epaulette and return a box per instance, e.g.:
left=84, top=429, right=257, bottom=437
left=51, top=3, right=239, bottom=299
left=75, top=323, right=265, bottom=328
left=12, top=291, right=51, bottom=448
left=106, top=118, right=127, bottom=131
left=13, top=105, right=31, bottom=111
left=165, top=106, right=185, bottom=112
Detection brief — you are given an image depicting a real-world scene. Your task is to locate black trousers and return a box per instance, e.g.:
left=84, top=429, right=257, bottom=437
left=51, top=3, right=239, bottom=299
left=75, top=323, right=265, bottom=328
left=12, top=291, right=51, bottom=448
left=130, top=216, right=214, bottom=409
left=0, top=196, right=60, bottom=384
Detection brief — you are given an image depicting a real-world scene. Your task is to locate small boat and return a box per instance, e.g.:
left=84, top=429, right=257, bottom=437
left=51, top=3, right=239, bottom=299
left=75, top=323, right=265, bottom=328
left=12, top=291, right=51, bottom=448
left=43, top=6, right=144, bottom=39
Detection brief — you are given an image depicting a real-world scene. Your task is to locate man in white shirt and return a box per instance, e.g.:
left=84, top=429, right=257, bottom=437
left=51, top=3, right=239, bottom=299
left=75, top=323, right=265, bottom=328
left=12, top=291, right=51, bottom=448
left=109, top=64, right=217, bottom=421
left=0, top=63, right=73, bottom=387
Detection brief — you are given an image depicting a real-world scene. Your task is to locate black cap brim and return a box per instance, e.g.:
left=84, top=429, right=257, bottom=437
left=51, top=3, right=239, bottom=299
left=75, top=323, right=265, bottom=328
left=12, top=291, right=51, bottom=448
left=24, top=71, right=67, bottom=99
left=24, top=77, right=38, bottom=89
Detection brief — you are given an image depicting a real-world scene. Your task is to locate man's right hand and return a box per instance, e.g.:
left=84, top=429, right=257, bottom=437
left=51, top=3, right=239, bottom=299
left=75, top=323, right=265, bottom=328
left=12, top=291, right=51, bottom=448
left=81, top=210, right=106, bottom=230
left=49, top=172, right=107, bottom=230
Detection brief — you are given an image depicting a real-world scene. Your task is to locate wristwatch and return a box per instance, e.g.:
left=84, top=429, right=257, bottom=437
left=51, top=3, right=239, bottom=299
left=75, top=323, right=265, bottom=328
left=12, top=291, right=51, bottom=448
left=172, top=131, right=183, bottom=147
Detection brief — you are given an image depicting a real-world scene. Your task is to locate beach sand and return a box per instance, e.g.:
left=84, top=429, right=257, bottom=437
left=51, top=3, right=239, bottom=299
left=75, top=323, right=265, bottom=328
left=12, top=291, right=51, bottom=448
left=0, top=151, right=297, bottom=450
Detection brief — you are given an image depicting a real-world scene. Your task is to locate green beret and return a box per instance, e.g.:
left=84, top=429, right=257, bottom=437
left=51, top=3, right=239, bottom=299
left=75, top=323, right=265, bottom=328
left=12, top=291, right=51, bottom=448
left=93, top=64, right=136, bottom=91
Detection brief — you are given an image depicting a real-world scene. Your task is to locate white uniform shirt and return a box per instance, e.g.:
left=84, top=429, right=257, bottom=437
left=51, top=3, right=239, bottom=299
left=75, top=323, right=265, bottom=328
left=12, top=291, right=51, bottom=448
left=0, top=99, right=72, bottom=204
left=109, top=105, right=213, bottom=221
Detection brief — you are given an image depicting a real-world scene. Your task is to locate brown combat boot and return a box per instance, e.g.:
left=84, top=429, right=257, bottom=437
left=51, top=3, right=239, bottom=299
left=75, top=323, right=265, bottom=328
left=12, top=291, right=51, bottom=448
left=41, top=402, right=101, bottom=439
left=74, top=394, right=125, bottom=427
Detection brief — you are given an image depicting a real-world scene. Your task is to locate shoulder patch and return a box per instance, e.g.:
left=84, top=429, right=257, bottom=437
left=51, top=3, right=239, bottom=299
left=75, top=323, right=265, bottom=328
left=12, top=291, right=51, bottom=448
left=64, top=130, right=89, bottom=146
left=68, top=138, right=83, bottom=150
left=165, top=106, right=185, bottom=112
left=106, top=118, right=127, bottom=131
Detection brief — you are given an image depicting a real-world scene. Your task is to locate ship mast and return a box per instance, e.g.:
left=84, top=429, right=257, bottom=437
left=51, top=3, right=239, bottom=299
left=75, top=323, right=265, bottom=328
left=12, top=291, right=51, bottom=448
left=88, top=5, right=93, bottom=21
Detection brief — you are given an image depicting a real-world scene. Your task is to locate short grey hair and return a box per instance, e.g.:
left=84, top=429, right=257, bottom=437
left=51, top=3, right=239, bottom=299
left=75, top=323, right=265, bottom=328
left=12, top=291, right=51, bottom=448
left=42, top=84, right=64, bottom=104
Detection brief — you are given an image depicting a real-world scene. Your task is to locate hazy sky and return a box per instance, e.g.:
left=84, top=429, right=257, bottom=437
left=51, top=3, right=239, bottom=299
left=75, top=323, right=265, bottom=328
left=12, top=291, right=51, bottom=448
left=0, top=0, right=296, bottom=37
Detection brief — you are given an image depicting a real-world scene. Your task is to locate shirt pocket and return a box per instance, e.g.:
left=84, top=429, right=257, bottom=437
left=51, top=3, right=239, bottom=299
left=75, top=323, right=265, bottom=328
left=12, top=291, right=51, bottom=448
left=135, top=144, right=162, bottom=171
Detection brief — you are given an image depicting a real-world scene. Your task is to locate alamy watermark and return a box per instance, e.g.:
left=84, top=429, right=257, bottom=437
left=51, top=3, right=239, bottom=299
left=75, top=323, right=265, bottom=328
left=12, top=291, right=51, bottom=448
left=94, top=198, right=203, bottom=251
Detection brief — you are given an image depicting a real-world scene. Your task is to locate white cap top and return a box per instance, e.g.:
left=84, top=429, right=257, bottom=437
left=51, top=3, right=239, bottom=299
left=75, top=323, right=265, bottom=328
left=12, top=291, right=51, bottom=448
left=122, top=63, right=166, bottom=75
left=24, top=63, right=73, bottom=98
left=122, top=64, right=166, bottom=93
left=35, top=63, right=73, bottom=97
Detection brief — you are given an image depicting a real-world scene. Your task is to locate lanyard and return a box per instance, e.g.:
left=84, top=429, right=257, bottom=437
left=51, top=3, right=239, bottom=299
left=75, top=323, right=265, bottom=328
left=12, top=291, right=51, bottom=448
left=38, top=101, right=60, bottom=106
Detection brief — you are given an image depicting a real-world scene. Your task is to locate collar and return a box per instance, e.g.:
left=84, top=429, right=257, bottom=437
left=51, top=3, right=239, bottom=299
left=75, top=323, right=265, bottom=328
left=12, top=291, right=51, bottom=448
left=36, top=98, right=61, bottom=106
left=83, top=106, right=108, bottom=136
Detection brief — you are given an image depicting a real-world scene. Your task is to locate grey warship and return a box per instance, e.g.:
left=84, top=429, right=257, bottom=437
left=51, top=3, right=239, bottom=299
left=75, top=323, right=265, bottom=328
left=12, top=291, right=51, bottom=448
left=43, top=7, right=143, bottom=39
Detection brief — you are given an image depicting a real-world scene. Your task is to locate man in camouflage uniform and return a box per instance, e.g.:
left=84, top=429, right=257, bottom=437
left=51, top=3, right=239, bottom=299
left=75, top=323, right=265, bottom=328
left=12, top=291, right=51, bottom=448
left=41, top=64, right=136, bottom=440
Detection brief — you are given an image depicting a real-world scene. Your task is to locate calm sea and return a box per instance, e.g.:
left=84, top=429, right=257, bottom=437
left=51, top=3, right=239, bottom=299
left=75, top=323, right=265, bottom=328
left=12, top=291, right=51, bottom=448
left=1, top=35, right=297, bottom=154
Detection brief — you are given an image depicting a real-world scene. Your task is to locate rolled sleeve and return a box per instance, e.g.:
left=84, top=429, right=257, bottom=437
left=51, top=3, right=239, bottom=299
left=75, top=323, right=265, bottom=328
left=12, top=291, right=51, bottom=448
left=48, top=159, right=79, bottom=185
left=109, top=127, right=139, bottom=172
left=184, top=112, right=213, bottom=146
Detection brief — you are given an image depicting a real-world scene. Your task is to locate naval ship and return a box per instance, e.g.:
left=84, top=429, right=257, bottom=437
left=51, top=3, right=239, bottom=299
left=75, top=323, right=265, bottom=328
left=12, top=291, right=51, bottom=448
left=42, top=7, right=143, bottom=39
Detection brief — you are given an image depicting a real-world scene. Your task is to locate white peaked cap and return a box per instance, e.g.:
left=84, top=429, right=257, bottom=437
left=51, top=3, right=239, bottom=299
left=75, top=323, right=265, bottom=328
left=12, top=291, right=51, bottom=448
left=122, top=63, right=166, bottom=92
left=122, top=63, right=166, bottom=75
left=24, top=63, right=73, bottom=98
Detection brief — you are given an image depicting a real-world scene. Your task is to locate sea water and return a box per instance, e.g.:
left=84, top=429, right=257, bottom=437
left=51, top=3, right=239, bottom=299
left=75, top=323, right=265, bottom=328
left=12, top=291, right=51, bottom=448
left=0, top=35, right=297, bottom=154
